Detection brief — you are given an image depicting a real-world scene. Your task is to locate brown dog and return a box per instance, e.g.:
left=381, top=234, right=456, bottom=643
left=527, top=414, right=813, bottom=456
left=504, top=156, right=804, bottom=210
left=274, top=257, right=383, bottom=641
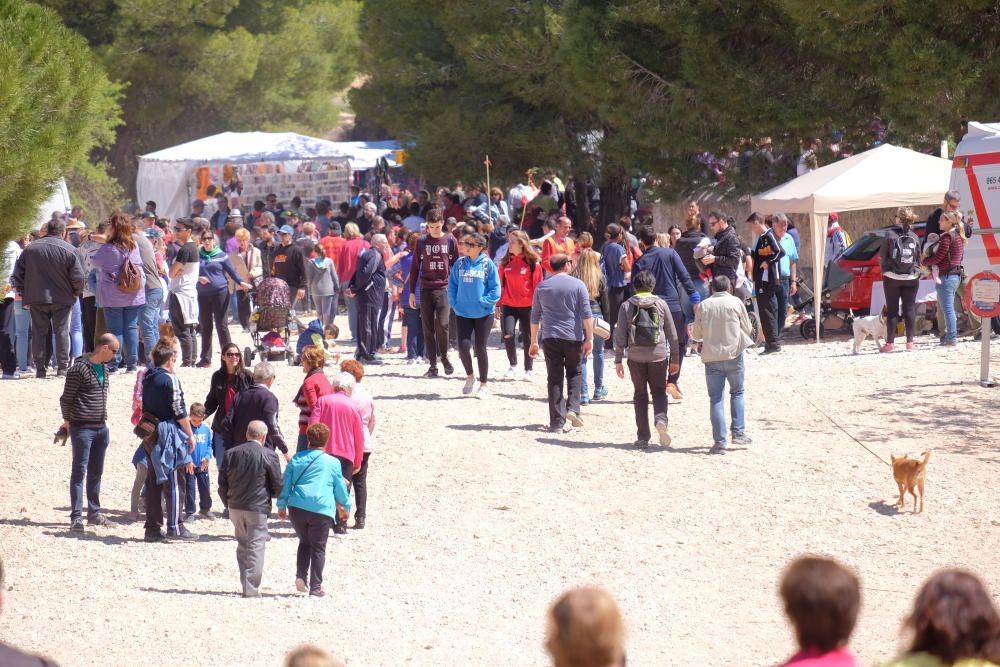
left=890, top=450, right=930, bottom=513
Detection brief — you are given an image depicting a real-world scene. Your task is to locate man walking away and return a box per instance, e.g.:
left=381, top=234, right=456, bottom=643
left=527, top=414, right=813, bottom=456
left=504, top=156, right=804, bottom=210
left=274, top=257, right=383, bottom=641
left=613, top=271, right=679, bottom=448
left=11, top=218, right=85, bottom=377
left=141, top=343, right=198, bottom=541
left=222, top=361, right=289, bottom=460
left=529, top=253, right=594, bottom=433
left=59, top=333, right=119, bottom=531
left=349, top=234, right=388, bottom=364
left=692, top=275, right=755, bottom=455
left=409, top=209, right=458, bottom=377
left=219, top=420, right=283, bottom=598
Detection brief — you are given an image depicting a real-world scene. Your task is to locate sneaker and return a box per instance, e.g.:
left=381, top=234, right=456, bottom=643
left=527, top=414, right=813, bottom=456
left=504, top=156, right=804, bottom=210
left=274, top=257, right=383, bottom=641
left=144, top=531, right=166, bottom=543
left=199, top=509, right=217, bottom=520
left=184, top=512, right=197, bottom=523
left=708, top=445, right=727, bottom=455
left=296, top=577, right=308, bottom=593
left=941, top=339, right=957, bottom=347
left=165, top=528, right=199, bottom=541
left=731, top=433, right=753, bottom=446
left=592, top=387, right=608, bottom=401
left=442, top=360, right=454, bottom=375
left=665, top=383, right=683, bottom=401
left=70, top=518, right=85, bottom=532
left=87, top=513, right=108, bottom=526
left=309, top=588, right=326, bottom=598
left=364, top=356, right=384, bottom=365
left=634, top=439, right=650, bottom=449
left=655, top=421, right=671, bottom=447
left=351, top=517, right=365, bottom=530
left=475, top=386, right=491, bottom=400
left=503, top=366, right=518, bottom=380
left=549, top=423, right=565, bottom=433
left=462, top=377, right=476, bottom=395
left=423, top=366, right=439, bottom=378
left=35, top=369, right=46, bottom=379
left=523, top=370, right=536, bottom=382
left=195, top=360, right=212, bottom=368
left=332, top=523, right=348, bottom=535
left=567, top=412, right=583, bottom=428
left=561, top=422, right=575, bottom=434
left=1, top=372, right=19, bottom=380
left=905, top=342, right=916, bottom=352
left=580, top=394, right=590, bottom=406
left=880, top=343, right=895, bottom=353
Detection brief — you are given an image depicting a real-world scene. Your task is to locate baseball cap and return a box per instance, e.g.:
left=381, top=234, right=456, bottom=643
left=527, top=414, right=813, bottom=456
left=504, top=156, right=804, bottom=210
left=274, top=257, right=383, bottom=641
left=828, top=213, right=839, bottom=222
left=278, top=224, right=295, bottom=235
left=142, top=211, right=156, bottom=220
left=192, top=199, right=205, bottom=207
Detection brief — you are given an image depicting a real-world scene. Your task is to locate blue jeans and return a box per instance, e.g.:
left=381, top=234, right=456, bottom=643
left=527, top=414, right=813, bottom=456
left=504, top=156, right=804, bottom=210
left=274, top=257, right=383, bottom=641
left=403, top=306, right=424, bottom=358
left=69, top=299, right=84, bottom=359
left=213, top=432, right=225, bottom=471
left=680, top=276, right=709, bottom=324
left=69, top=424, right=110, bottom=520
left=104, top=305, right=143, bottom=370
left=936, top=274, right=960, bottom=343
left=580, top=338, right=606, bottom=398
left=704, top=355, right=746, bottom=447
left=139, top=287, right=164, bottom=362
left=13, top=299, right=30, bottom=371
left=185, top=469, right=212, bottom=514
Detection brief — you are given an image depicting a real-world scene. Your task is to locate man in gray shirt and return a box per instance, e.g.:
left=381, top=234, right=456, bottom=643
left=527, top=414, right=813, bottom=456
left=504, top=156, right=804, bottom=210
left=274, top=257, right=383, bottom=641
left=529, top=253, right=594, bottom=432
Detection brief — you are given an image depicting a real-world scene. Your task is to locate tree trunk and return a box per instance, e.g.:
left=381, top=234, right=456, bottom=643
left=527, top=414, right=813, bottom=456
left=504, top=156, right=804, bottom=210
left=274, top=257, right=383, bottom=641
left=596, top=161, right=628, bottom=250
left=571, top=177, right=589, bottom=235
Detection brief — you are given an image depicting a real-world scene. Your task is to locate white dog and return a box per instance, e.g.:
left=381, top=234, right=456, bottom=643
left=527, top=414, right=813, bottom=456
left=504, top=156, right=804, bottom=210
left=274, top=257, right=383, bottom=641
left=852, top=307, right=888, bottom=354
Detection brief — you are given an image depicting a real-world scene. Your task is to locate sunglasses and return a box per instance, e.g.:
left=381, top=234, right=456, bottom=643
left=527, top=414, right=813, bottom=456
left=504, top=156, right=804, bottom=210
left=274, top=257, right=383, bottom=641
left=460, top=241, right=479, bottom=247
left=201, top=237, right=214, bottom=242
left=223, top=352, right=241, bottom=358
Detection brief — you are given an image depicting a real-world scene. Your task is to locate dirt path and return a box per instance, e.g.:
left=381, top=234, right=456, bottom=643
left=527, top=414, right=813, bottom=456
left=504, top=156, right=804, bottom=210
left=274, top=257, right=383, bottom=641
left=1, top=328, right=998, bottom=666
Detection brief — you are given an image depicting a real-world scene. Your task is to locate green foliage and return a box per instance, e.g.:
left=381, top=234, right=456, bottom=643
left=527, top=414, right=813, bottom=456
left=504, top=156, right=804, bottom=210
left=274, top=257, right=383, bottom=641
left=0, top=0, right=121, bottom=243
left=38, top=0, right=361, bottom=193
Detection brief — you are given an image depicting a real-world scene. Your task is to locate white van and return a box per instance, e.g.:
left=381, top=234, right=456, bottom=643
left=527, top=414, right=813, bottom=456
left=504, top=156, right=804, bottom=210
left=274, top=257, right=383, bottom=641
left=951, top=121, right=1000, bottom=277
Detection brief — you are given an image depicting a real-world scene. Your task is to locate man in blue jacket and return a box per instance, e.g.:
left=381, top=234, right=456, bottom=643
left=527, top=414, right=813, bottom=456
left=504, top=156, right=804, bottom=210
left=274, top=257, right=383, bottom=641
left=349, top=233, right=387, bottom=364
left=142, top=344, right=198, bottom=542
left=633, top=225, right=701, bottom=401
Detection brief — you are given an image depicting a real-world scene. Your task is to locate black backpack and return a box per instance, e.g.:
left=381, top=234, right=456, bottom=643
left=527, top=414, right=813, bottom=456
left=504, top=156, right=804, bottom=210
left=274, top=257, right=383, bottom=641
left=889, top=231, right=918, bottom=275
left=629, top=302, right=661, bottom=347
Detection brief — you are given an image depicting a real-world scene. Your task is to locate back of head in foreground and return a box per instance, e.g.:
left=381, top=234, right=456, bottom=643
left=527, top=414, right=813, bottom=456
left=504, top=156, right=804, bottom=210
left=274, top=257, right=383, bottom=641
left=546, top=586, right=626, bottom=667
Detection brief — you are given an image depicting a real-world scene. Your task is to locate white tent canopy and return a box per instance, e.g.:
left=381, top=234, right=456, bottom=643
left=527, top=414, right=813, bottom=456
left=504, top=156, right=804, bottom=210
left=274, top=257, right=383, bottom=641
left=136, top=132, right=401, bottom=219
left=751, top=143, right=952, bottom=341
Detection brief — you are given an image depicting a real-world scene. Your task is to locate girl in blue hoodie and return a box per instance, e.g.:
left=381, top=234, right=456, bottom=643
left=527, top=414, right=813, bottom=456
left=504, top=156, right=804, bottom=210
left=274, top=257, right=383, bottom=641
left=448, top=232, right=501, bottom=398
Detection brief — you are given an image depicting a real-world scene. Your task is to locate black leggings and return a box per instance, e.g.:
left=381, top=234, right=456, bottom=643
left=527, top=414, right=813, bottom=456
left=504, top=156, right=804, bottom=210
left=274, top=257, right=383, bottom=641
left=882, top=276, right=918, bottom=343
left=501, top=305, right=533, bottom=371
left=351, top=451, right=371, bottom=520
left=456, top=314, right=492, bottom=383
left=198, top=290, right=231, bottom=363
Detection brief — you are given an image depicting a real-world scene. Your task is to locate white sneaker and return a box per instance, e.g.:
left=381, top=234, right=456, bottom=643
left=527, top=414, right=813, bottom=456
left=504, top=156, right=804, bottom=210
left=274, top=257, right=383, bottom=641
left=655, top=421, right=671, bottom=447
left=567, top=412, right=584, bottom=428
left=503, top=366, right=518, bottom=380
left=523, top=370, right=536, bottom=382
left=475, top=386, right=491, bottom=400
left=462, top=377, right=476, bottom=395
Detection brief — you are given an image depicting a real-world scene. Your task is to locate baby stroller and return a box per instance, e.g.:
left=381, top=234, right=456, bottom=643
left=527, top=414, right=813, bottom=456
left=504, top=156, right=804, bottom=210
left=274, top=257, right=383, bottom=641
left=245, top=277, right=294, bottom=366
left=793, top=262, right=856, bottom=339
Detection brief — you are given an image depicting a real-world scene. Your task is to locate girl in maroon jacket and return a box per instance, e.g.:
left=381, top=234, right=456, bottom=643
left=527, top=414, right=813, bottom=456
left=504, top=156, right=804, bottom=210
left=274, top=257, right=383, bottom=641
left=498, top=230, right=543, bottom=380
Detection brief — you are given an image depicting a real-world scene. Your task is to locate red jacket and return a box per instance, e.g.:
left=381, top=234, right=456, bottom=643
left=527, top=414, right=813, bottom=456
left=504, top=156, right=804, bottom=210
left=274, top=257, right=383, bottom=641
left=500, top=255, right=542, bottom=307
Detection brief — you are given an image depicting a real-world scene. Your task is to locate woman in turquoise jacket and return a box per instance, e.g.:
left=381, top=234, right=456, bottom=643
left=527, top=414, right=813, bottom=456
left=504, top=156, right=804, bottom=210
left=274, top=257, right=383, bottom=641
left=447, top=232, right=501, bottom=399
left=276, top=422, right=351, bottom=598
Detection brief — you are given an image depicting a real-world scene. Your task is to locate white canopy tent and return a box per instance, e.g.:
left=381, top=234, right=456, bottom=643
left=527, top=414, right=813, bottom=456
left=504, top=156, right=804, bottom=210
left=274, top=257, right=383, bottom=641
left=136, top=132, right=401, bottom=219
left=751, top=143, right=952, bottom=341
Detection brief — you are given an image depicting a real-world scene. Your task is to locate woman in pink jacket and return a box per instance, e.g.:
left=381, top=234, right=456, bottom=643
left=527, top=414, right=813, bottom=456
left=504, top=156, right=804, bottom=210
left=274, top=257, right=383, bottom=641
left=308, top=371, right=365, bottom=534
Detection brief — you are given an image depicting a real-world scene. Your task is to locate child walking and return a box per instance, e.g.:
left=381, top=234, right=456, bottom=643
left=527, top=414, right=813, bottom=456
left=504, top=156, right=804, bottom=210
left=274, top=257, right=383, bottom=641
left=184, top=403, right=215, bottom=521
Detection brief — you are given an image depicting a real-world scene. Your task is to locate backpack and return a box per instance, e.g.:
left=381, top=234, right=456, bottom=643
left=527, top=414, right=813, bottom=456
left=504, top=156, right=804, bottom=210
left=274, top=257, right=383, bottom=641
left=629, top=301, right=661, bottom=347
left=117, top=254, right=142, bottom=293
left=889, top=231, right=918, bottom=275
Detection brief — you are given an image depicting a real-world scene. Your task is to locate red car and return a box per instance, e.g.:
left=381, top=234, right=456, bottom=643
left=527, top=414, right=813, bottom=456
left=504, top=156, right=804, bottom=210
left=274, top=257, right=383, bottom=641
left=828, top=222, right=926, bottom=313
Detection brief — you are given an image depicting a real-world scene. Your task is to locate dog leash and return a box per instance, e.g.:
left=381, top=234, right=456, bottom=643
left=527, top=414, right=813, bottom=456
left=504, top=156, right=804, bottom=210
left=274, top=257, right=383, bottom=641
left=804, top=396, right=892, bottom=468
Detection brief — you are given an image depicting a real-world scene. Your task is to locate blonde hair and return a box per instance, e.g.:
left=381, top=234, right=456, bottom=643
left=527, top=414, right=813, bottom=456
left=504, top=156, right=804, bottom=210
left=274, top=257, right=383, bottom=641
left=572, top=249, right=603, bottom=300
left=284, top=645, right=345, bottom=667
left=546, top=587, right=625, bottom=667
left=300, top=345, right=326, bottom=371
left=234, top=228, right=251, bottom=242
left=343, top=222, right=361, bottom=240
left=941, top=210, right=966, bottom=239
left=577, top=232, right=593, bottom=249
left=896, top=207, right=917, bottom=226
left=502, top=230, right=540, bottom=266
left=656, top=232, right=671, bottom=248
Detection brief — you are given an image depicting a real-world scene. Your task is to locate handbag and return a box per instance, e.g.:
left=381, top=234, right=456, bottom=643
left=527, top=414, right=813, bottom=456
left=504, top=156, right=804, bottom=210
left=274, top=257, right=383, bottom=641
left=118, top=254, right=143, bottom=293
left=593, top=317, right=612, bottom=340
left=133, top=411, right=160, bottom=453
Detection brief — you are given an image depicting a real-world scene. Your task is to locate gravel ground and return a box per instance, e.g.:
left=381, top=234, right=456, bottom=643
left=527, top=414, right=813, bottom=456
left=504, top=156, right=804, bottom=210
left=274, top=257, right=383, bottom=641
left=1, top=324, right=999, bottom=666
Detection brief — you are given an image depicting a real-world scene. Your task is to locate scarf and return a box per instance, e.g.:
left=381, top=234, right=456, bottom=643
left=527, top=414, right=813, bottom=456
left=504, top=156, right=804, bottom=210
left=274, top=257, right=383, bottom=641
left=199, top=246, right=225, bottom=260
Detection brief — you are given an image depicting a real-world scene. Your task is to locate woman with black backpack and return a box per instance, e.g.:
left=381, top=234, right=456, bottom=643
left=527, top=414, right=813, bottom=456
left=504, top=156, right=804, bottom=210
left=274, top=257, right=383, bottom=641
left=879, top=207, right=921, bottom=352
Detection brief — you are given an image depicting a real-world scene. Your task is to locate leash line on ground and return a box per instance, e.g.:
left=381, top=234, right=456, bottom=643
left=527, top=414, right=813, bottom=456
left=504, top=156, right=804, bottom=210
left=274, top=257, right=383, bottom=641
left=804, top=396, right=892, bottom=468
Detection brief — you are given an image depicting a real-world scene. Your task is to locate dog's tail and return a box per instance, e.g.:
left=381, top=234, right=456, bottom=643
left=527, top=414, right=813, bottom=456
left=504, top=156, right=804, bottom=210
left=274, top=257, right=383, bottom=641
left=919, top=450, right=931, bottom=468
